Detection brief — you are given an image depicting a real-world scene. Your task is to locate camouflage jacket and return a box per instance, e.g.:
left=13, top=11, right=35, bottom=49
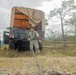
left=28, top=31, right=39, bottom=41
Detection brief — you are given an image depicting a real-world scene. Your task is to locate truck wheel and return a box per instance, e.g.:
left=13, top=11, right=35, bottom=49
left=38, top=40, right=42, bottom=51
left=9, top=40, right=15, bottom=49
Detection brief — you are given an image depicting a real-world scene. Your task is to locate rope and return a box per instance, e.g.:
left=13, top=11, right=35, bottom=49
left=31, top=49, right=43, bottom=75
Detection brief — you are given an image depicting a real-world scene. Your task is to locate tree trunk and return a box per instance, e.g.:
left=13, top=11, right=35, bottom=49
left=75, top=24, right=76, bottom=41
left=60, top=13, right=67, bottom=46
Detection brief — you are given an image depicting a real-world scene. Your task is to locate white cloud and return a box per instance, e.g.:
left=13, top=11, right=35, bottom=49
left=0, top=0, right=51, bottom=28
left=0, top=0, right=52, bottom=38
left=0, top=0, right=51, bottom=9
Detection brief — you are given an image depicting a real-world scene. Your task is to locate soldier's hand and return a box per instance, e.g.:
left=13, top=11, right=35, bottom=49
left=41, top=38, right=45, bottom=41
left=28, top=38, right=31, bottom=41
left=38, top=37, right=45, bottom=41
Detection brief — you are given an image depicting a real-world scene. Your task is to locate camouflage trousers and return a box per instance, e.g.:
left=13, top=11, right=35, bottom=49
left=30, top=40, right=39, bottom=52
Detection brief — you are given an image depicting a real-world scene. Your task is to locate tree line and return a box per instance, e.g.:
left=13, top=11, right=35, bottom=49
left=46, top=0, right=76, bottom=46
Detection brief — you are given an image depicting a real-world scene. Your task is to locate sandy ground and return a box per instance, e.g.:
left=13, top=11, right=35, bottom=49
left=0, top=56, right=76, bottom=75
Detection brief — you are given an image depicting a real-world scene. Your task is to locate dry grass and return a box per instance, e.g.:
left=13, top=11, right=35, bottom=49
left=0, top=43, right=76, bottom=74
left=0, top=57, right=76, bottom=74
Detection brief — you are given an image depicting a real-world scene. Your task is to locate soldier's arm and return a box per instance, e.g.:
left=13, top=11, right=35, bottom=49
left=36, top=31, right=44, bottom=41
left=36, top=31, right=39, bottom=38
left=28, top=32, right=31, bottom=41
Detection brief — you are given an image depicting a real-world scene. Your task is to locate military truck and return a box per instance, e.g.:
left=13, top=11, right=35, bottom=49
left=3, top=6, right=45, bottom=50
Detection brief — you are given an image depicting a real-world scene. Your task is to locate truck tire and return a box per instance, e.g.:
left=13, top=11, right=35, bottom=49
left=38, top=40, right=42, bottom=51
left=9, top=40, right=15, bottom=49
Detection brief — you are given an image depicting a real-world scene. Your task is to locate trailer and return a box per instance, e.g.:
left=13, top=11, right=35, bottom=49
left=3, top=6, right=45, bottom=50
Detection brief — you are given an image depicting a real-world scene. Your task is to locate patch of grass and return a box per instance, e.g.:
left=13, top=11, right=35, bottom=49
left=41, top=46, right=76, bottom=57
left=0, top=47, right=34, bottom=58
left=0, top=42, right=76, bottom=74
left=0, top=42, right=76, bottom=58
left=0, top=47, right=19, bottom=58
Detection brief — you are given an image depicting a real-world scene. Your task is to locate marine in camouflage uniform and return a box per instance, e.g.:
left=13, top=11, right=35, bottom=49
left=28, top=27, right=39, bottom=52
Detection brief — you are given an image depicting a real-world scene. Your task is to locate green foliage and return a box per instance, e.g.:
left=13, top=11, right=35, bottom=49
left=67, top=12, right=76, bottom=25
left=45, top=19, right=49, bottom=25
left=48, top=0, right=76, bottom=20
left=46, top=0, right=76, bottom=44
left=49, top=8, right=57, bottom=18
left=61, top=0, right=75, bottom=10
left=46, top=30, right=62, bottom=41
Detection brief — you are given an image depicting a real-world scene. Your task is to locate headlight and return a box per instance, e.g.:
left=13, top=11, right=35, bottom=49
left=9, top=34, right=14, bottom=38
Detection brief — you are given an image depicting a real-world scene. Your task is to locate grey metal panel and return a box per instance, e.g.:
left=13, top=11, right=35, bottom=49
left=10, top=27, right=30, bottom=41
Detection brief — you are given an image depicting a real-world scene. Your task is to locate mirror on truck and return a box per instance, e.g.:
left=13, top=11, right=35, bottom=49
left=3, top=31, right=9, bottom=44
